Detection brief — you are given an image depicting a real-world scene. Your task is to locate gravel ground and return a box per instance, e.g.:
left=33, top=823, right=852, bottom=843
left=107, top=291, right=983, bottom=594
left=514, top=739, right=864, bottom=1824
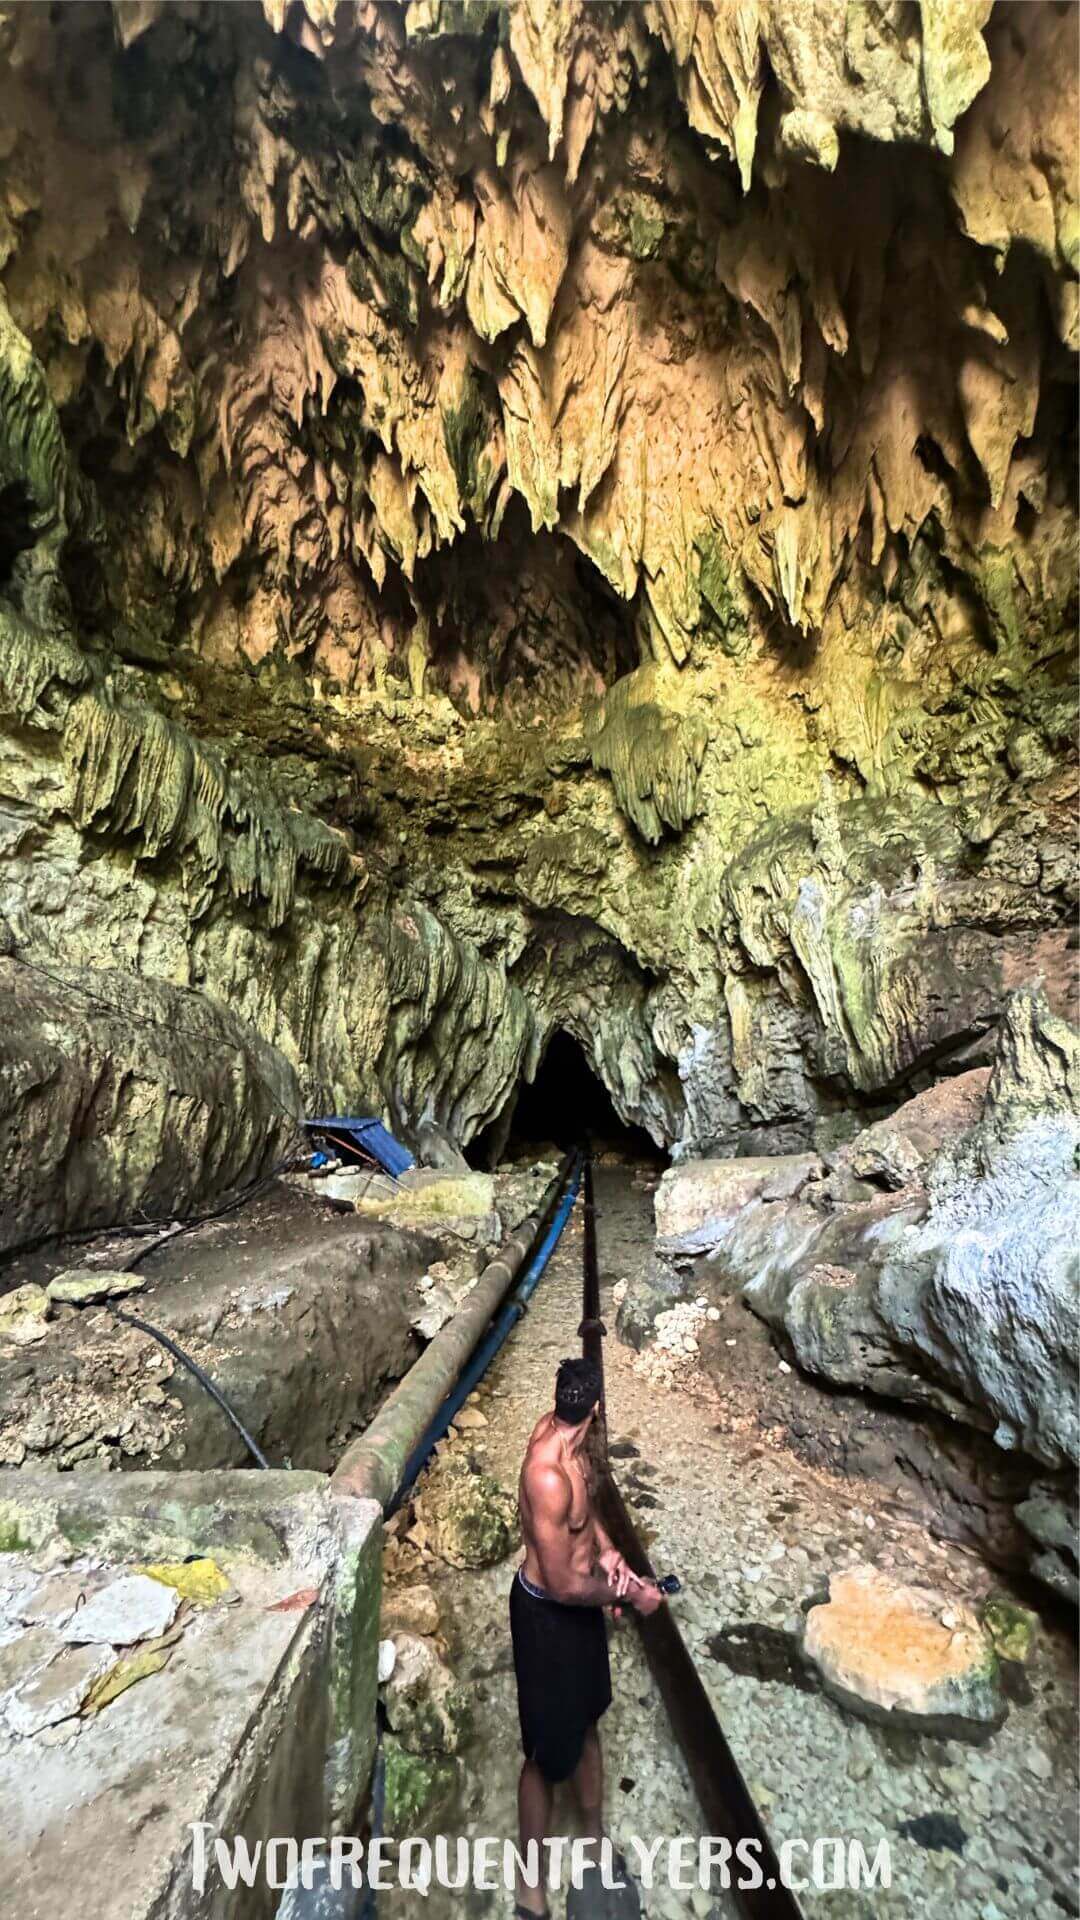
left=382, top=1167, right=1078, bottom=1920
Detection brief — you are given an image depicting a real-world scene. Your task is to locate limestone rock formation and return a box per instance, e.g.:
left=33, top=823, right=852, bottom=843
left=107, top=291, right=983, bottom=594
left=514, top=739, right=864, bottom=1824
left=382, top=1630, right=471, bottom=1755
left=655, top=1152, right=819, bottom=1256
left=0, top=956, right=302, bottom=1253
left=0, top=0, right=1073, bottom=1207
left=732, top=991, right=1080, bottom=1470
left=801, top=1564, right=1006, bottom=1741
left=663, top=989, right=1079, bottom=1593
left=416, top=1449, right=520, bottom=1568
left=1016, top=1478, right=1080, bottom=1606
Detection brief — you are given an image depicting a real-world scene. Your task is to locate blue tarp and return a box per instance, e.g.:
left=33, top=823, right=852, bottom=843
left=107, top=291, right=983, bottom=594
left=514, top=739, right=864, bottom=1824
left=304, top=1117, right=415, bottom=1179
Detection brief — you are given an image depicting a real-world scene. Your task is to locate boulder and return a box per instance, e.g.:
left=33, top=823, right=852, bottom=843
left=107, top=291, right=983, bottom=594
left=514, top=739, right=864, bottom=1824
left=417, top=1452, right=519, bottom=1569
left=0, top=960, right=302, bottom=1256
left=837, top=1070, right=990, bottom=1190
left=653, top=1152, right=818, bottom=1259
left=802, top=1565, right=1005, bottom=1740
left=654, top=1154, right=820, bottom=1257
left=615, top=1265, right=687, bottom=1350
left=451, top=1405, right=487, bottom=1432
left=732, top=993, right=1079, bottom=1477
left=382, top=1633, right=470, bottom=1754
left=356, top=1169, right=498, bottom=1243
left=380, top=1582, right=440, bottom=1639
left=0, top=1285, right=51, bottom=1346
left=46, top=1270, right=146, bottom=1306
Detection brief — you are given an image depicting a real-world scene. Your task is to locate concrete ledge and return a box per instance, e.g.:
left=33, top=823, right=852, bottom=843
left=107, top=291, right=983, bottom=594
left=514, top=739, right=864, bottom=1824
left=0, top=1470, right=383, bottom=1920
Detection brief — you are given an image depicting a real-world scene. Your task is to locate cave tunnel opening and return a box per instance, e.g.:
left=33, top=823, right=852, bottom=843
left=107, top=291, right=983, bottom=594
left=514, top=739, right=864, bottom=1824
left=480, top=1028, right=666, bottom=1165
left=0, top=482, right=37, bottom=590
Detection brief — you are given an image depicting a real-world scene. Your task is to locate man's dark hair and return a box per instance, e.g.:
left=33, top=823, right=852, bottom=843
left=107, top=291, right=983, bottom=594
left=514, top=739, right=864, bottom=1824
left=554, top=1356, right=602, bottom=1425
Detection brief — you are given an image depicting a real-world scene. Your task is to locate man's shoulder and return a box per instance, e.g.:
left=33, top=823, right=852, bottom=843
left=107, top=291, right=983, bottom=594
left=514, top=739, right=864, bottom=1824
left=521, top=1446, right=571, bottom=1513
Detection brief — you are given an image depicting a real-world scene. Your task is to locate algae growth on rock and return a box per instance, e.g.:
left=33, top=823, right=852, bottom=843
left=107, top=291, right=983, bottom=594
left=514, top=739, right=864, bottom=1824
left=0, top=0, right=1074, bottom=1203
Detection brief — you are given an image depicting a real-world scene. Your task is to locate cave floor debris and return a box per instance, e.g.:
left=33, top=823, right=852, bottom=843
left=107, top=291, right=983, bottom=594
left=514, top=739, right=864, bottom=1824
left=0, top=1180, right=430, bottom=1475
left=382, top=1167, right=1078, bottom=1920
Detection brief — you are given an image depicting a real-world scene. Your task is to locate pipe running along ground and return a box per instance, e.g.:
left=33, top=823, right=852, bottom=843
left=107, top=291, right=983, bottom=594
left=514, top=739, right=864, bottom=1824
left=332, top=1150, right=801, bottom=1920
left=333, top=1149, right=582, bottom=1513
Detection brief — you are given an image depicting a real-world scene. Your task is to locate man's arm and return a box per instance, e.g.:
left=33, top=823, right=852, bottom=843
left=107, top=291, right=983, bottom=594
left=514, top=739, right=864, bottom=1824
left=526, top=1464, right=625, bottom=1607
left=592, top=1515, right=633, bottom=1594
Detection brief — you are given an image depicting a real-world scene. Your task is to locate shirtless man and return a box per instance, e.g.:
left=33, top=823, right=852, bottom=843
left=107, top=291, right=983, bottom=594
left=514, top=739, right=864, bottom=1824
left=509, top=1356, right=664, bottom=1919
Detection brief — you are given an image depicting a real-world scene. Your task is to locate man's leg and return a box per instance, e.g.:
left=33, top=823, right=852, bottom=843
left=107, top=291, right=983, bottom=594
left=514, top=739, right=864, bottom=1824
left=570, top=1724, right=604, bottom=1841
left=516, top=1757, right=553, bottom=1915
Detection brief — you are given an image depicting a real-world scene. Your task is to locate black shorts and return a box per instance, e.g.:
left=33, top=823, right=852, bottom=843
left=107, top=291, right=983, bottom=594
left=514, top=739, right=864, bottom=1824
left=509, top=1569, right=612, bottom=1783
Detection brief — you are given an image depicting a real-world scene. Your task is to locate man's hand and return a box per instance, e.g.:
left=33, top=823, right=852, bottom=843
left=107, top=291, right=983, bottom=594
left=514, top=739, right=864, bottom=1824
left=598, top=1547, right=636, bottom=1598
left=631, top=1580, right=666, bottom=1617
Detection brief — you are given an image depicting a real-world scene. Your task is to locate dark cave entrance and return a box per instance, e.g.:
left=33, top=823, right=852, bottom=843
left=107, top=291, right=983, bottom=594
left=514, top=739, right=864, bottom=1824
left=476, top=1029, right=664, bottom=1164
left=0, top=482, right=37, bottom=589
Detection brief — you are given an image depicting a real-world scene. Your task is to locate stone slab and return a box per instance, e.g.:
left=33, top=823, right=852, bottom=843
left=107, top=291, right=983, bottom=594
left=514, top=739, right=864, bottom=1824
left=60, top=1572, right=180, bottom=1646
left=46, top=1269, right=147, bottom=1305
left=6, top=1641, right=115, bottom=1736
left=0, top=1468, right=384, bottom=1920
left=654, top=1154, right=821, bottom=1256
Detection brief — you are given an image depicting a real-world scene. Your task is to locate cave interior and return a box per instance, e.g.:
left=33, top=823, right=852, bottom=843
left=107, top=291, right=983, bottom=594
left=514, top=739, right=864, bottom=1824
left=0, top=1, right=1076, bottom=1908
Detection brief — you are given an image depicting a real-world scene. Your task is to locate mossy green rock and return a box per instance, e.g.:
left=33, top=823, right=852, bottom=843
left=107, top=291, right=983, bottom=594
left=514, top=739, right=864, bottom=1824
left=981, top=1596, right=1038, bottom=1665
left=383, top=1632, right=471, bottom=1754
left=418, top=1453, right=519, bottom=1569
left=382, top=1738, right=459, bottom=1834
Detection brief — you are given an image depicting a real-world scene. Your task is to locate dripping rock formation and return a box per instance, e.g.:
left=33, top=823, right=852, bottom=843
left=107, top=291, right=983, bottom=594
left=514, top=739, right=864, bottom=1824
left=0, top=0, right=1076, bottom=1184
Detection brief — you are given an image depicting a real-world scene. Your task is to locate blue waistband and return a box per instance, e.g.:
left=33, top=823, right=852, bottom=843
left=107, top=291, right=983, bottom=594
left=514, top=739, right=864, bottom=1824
left=516, top=1568, right=549, bottom=1601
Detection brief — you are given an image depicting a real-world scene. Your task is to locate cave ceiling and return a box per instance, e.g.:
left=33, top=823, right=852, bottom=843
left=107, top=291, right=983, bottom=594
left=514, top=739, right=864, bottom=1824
left=0, top=0, right=1076, bottom=1158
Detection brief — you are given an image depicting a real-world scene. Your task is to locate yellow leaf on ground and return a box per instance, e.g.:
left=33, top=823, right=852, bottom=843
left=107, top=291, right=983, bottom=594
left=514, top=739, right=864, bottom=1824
left=82, top=1646, right=173, bottom=1715
left=137, top=1559, right=231, bottom=1605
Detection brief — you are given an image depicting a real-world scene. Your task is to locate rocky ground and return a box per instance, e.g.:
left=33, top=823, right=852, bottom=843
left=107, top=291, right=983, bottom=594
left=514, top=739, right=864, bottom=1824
left=0, top=1180, right=432, bottom=1475
left=0, top=1153, right=562, bottom=1477
left=375, top=1164, right=1078, bottom=1920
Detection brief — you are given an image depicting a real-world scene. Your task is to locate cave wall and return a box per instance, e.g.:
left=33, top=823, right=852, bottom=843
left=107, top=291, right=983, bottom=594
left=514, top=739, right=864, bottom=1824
left=0, top=0, right=1076, bottom=1188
